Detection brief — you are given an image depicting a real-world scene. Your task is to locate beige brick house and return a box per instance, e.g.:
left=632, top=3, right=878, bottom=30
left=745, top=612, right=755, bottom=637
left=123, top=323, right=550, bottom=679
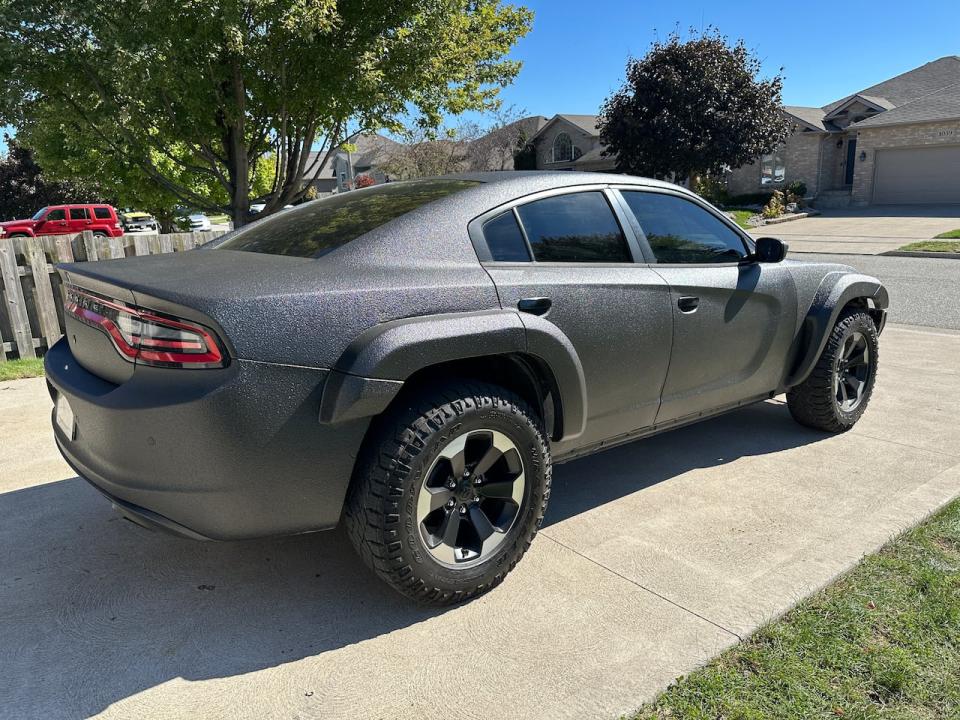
left=527, top=114, right=617, bottom=172
left=726, top=56, right=960, bottom=206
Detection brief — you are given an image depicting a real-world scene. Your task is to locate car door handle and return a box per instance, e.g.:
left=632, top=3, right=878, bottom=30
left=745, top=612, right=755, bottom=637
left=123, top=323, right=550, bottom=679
left=518, top=297, right=552, bottom=316
left=677, top=296, right=699, bottom=313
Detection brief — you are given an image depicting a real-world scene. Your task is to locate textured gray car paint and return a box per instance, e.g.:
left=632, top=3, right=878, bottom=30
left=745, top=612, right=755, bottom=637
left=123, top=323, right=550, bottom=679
left=47, top=171, right=887, bottom=540
left=45, top=339, right=366, bottom=540
left=648, top=262, right=798, bottom=423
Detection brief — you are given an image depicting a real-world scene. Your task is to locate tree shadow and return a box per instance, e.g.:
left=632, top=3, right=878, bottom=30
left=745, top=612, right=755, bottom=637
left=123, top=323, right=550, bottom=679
left=1, top=399, right=824, bottom=717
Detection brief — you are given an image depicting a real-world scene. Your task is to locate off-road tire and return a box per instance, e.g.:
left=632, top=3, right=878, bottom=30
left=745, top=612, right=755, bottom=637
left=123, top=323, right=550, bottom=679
left=344, top=381, right=551, bottom=605
left=787, top=308, right=879, bottom=432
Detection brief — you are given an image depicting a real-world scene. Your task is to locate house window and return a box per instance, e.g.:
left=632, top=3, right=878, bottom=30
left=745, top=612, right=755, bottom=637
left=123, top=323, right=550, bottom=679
left=760, top=152, right=786, bottom=185
left=552, top=133, right=573, bottom=163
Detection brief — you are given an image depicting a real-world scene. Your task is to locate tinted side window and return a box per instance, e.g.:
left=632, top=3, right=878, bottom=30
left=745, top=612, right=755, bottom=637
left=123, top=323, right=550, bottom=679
left=46, top=209, right=66, bottom=221
left=69, top=207, right=90, bottom=220
left=93, top=207, right=112, bottom=219
left=483, top=211, right=530, bottom=262
left=622, top=191, right=748, bottom=264
left=214, top=179, right=479, bottom=258
left=516, top=192, right=631, bottom=263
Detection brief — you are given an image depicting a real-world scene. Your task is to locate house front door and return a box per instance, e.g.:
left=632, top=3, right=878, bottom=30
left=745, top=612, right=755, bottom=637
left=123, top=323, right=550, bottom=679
left=845, top=139, right=858, bottom=185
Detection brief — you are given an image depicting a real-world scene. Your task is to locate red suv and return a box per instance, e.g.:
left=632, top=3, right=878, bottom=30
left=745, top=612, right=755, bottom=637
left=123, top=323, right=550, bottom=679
left=0, top=204, right=124, bottom=238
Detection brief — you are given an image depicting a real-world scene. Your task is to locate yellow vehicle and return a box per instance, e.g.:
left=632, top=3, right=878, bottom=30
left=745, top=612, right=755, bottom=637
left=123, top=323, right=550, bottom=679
left=121, top=211, right=159, bottom=235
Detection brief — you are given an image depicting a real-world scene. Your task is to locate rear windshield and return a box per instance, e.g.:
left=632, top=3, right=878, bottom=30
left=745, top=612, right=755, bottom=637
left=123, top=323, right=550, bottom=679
left=212, top=179, right=480, bottom=258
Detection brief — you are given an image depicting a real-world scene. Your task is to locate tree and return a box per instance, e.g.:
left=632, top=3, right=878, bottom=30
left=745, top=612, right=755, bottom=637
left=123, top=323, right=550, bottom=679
left=0, top=139, right=111, bottom=220
left=22, top=115, right=275, bottom=230
left=464, top=105, right=534, bottom=171
left=380, top=125, right=476, bottom=180
left=598, top=29, right=790, bottom=182
left=0, top=1, right=532, bottom=226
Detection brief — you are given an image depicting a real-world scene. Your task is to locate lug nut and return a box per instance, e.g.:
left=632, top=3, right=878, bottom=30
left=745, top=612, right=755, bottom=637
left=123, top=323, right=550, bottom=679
left=459, top=505, right=467, bottom=514
left=446, top=479, right=456, bottom=489
left=446, top=499, right=455, bottom=508
left=463, top=469, right=471, bottom=478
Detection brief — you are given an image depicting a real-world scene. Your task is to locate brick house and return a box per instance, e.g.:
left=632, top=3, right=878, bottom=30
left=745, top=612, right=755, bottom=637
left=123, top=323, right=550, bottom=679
left=726, top=56, right=960, bottom=206
left=303, top=134, right=402, bottom=194
left=526, top=114, right=617, bottom=172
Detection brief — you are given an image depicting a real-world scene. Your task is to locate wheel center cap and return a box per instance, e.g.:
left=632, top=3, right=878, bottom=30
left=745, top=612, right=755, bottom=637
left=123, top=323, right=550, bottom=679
left=453, top=476, right=473, bottom=503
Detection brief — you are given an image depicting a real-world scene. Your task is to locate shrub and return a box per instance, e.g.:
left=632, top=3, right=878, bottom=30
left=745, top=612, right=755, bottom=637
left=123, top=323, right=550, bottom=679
left=354, top=173, right=375, bottom=189
left=786, top=180, right=807, bottom=198
left=694, top=175, right=728, bottom=205
left=762, top=190, right=785, bottom=218
left=725, top=191, right=774, bottom=207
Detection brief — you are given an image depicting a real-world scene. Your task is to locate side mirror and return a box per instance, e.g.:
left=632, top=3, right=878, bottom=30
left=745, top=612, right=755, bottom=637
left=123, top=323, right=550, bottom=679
left=754, top=237, right=788, bottom=263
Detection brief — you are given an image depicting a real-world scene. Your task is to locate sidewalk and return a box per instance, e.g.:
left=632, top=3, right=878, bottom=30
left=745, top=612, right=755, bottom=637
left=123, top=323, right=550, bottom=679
left=2, top=324, right=958, bottom=719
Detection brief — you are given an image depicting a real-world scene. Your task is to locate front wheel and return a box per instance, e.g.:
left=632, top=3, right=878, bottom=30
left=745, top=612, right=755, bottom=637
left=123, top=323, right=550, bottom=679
left=345, top=381, right=551, bottom=605
left=787, top=308, right=879, bottom=432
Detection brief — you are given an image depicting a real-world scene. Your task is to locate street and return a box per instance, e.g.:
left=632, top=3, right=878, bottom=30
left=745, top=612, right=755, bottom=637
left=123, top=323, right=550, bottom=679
left=797, top=253, right=960, bottom=330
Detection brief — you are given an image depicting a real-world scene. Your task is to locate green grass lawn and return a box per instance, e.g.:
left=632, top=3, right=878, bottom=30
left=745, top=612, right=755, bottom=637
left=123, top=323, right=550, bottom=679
left=727, top=209, right=756, bottom=230
left=0, top=357, right=45, bottom=381
left=897, top=240, right=960, bottom=253
left=206, top=213, right=230, bottom=225
left=934, top=229, right=960, bottom=239
left=635, top=498, right=960, bottom=720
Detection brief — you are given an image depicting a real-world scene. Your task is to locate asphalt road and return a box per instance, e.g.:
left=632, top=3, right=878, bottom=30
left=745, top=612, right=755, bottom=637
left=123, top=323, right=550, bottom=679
left=797, top=253, right=960, bottom=330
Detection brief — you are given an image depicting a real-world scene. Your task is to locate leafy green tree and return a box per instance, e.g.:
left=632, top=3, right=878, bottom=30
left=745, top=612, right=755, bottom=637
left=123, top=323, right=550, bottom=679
left=0, top=139, right=111, bottom=220
left=22, top=115, right=275, bottom=229
left=0, top=1, right=532, bottom=226
left=599, top=29, right=790, bottom=182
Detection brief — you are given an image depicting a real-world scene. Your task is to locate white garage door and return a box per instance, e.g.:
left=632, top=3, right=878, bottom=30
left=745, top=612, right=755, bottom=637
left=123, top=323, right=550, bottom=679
left=872, top=145, right=960, bottom=204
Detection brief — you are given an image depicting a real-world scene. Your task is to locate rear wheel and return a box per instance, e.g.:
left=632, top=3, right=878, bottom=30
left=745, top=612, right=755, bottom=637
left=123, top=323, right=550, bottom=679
left=787, top=308, right=879, bottom=432
left=92, top=231, right=108, bottom=237
left=345, top=381, right=551, bottom=605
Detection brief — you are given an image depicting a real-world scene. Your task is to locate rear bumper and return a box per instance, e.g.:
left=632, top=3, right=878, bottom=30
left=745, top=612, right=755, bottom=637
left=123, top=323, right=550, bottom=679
left=45, top=338, right=371, bottom=540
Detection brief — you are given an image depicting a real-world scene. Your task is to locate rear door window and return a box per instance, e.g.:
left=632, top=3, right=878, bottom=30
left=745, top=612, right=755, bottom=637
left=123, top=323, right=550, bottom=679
left=515, top=192, right=631, bottom=263
left=213, top=179, right=479, bottom=258
left=69, top=207, right=90, bottom=221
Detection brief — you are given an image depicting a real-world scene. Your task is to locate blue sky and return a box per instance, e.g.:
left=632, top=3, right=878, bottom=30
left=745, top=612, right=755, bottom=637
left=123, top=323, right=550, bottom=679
left=3, top=0, right=957, bottom=153
left=470, top=0, right=960, bottom=120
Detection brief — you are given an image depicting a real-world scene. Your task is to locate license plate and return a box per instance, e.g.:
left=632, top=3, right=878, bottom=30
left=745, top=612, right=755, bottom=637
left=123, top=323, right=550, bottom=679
left=55, top=394, right=76, bottom=440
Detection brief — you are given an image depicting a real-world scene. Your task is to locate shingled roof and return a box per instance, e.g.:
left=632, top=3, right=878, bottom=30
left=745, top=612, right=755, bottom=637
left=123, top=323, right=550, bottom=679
left=822, top=56, right=960, bottom=113
left=853, top=82, right=960, bottom=127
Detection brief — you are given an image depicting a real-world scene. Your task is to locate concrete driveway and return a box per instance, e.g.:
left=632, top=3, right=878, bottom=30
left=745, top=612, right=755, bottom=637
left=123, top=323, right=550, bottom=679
left=756, top=204, right=960, bottom=254
left=2, top=324, right=959, bottom=719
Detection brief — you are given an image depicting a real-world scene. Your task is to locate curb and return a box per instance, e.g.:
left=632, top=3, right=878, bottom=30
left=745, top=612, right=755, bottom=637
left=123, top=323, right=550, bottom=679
left=761, top=210, right=821, bottom=226
left=882, top=250, right=960, bottom=260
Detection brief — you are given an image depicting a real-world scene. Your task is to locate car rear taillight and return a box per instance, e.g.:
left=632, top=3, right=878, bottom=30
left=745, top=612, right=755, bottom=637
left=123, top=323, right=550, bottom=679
left=64, top=285, right=226, bottom=368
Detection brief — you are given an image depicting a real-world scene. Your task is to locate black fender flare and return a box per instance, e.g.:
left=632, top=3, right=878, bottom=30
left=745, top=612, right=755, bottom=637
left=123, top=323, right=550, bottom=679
left=785, top=273, right=889, bottom=388
left=320, top=309, right=588, bottom=440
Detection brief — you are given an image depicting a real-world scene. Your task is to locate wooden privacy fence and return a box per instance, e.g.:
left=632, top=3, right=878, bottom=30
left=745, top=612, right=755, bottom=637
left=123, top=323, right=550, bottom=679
left=0, top=230, right=226, bottom=362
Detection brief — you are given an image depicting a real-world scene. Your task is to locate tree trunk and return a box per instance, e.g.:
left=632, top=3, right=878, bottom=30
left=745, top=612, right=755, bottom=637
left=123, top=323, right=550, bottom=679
left=223, top=60, right=249, bottom=229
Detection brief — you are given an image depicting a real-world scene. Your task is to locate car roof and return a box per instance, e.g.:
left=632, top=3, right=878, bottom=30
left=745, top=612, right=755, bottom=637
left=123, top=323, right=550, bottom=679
left=332, top=171, right=695, bottom=267
left=442, top=170, right=682, bottom=192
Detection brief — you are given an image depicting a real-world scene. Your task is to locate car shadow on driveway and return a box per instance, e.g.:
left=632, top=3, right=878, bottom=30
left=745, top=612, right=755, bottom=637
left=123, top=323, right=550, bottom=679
left=544, top=399, right=824, bottom=527
left=0, top=399, right=824, bottom=718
